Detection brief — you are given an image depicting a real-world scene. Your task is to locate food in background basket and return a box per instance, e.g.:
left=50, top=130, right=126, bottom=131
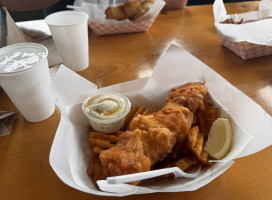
left=220, top=18, right=243, bottom=24
left=221, top=17, right=272, bottom=25
left=105, top=0, right=154, bottom=21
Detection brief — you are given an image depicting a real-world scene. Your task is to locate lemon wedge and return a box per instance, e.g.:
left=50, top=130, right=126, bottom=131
left=204, top=118, right=233, bottom=160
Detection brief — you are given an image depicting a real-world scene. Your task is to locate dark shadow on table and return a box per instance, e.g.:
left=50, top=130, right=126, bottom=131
left=6, top=0, right=260, bottom=22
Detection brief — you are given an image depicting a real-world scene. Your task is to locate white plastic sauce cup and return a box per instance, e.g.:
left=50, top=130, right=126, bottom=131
left=45, top=11, right=89, bottom=72
left=82, top=93, right=131, bottom=133
left=0, top=43, right=55, bottom=122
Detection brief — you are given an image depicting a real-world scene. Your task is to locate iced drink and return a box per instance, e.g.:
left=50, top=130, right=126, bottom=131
left=0, top=43, right=55, bottom=122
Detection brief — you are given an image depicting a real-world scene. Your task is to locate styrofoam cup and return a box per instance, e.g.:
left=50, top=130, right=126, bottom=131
left=0, top=43, right=55, bottom=122
left=45, top=11, right=89, bottom=72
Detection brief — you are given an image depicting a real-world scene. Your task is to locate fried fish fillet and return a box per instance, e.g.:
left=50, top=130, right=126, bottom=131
left=166, top=82, right=207, bottom=113
left=99, top=83, right=207, bottom=184
left=123, top=0, right=142, bottom=19
left=105, top=6, right=127, bottom=21
left=99, top=128, right=175, bottom=182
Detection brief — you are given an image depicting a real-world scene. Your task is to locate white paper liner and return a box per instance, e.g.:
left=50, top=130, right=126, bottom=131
left=49, top=44, right=272, bottom=196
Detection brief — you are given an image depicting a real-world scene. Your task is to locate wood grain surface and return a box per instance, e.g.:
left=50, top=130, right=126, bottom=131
left=1, top=1, right=272, bottom=200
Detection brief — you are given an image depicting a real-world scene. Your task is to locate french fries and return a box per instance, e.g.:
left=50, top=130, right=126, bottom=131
left=90, top=131, right=119, bottom=142
left=155, top=157, right=199, bottom=179
left=121, top=106, right=139, bottom=131
left=187, top=126, right=209, bottom=164
left=221, top=18, right=243, bottom=24
left=88, top=106, right=150, bottom=154
left=196, top=100, right=221, bottom=138
left=89, top=132, right=119, bottom=154
left=128, top=106, right=150, bottom=130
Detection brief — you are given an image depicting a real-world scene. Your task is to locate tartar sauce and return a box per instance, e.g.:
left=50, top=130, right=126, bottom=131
left=84, top=94, right=128, bottom=120
left=82, top=93, right=131, bottom=133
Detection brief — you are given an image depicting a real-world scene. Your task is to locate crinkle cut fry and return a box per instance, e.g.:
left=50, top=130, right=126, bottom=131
left=154, top=156, right=199, bottom=179
left=89, top=133, right=118, bottom=154
left=196, top=100, right=221, bottom=138
left=187, top=126, right=210, bottom=165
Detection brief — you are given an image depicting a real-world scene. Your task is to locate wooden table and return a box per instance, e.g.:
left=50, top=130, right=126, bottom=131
left=1, top=1, right=272, bottom=199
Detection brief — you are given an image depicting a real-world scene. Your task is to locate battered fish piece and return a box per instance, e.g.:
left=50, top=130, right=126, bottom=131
left=99, top=128, right=176, bottom=169
left=130, top=0, right=154, bottom=21
left=99, top=128, right=176, bottom=185
left=105, top=6, right=127, bottom=21
left=123, top=0, right=142, bottom=19
left=105, top=0, right=154, bottom=21
left=100, top=129, right=150, bottom=179
left=87, top=156, right=106, bottom=184
left=166, top=82, right=207, bottom=113
left=99, top=82, right=208, bottom=185
left=166, top=83, right=207, bottom=159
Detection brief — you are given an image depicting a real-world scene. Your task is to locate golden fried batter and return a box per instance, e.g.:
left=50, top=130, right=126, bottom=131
left=99, top=83, right=208, bottom=185
left=196, top=100, right=221, bottom=138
